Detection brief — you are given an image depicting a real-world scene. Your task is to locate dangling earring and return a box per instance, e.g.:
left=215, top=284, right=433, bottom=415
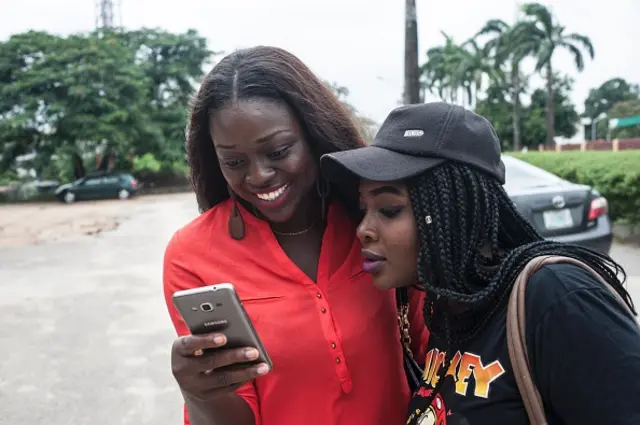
left=227, top=186, right=245, bottom=240
left=316, top=178, right=330, bottom=221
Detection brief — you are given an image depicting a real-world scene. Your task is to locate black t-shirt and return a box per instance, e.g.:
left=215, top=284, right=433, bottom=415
left=406, top=263, right=640, bottom=425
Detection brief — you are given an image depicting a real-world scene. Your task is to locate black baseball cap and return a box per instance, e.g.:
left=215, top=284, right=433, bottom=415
left=320, top=102, right=505, bottom=186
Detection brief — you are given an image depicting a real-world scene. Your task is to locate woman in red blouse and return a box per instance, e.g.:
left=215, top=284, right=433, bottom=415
left=163, top=46, right=428, bottom=425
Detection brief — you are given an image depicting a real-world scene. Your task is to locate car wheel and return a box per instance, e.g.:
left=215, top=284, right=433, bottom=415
left=64, top=191, right=76, bottom=204
left=118, top=189, right=131, bottom=200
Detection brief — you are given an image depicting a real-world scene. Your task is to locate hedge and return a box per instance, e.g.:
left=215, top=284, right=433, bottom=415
left=509, top=151, right=640, bottom=225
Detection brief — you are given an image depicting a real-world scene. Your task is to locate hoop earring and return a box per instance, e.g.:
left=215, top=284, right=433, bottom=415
left=316, top=178, right=330, bottom=220
left=227, top=186, right=245, bottom=240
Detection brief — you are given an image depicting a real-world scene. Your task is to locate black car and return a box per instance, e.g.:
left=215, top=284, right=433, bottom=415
left=503, top=155, right=612, bottom=255
left=55, top=172, right=139, bottom=204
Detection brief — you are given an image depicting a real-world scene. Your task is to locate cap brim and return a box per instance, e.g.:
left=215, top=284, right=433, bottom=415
left=320, top=146, right=445, bottom=185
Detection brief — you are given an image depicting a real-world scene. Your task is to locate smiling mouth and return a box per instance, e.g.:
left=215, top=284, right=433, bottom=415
left=255, top=184, right=289, bottom=202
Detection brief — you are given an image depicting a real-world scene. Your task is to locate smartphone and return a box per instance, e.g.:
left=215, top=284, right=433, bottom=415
left=172, top=283, right=272, bottom=369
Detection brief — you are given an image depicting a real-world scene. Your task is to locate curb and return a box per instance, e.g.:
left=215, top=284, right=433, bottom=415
left=627, top=277, right=640, bottom=286
left=613, top=223, right=640, bottom=246
left=138, top=185, right=192, bottom=196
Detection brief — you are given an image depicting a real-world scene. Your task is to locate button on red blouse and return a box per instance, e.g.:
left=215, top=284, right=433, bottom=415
left=164, top=200, right=429, bottom=425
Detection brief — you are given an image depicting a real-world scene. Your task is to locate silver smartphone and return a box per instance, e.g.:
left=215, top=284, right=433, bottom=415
left=172, top=283, right=272, bottom=369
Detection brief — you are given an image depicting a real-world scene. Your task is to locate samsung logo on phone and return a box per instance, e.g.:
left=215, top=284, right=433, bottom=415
left=204, top=320, right=228, bottom=327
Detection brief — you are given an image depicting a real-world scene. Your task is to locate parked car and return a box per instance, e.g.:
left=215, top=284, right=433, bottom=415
left=34, top=180, right=60, bottom=194
left=503, top=155, right=612, bottom=255
left=55, top=172, right=138, bottom=204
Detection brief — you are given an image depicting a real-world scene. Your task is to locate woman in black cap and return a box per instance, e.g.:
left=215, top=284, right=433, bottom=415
left=321, top=102, right=640, bottom=425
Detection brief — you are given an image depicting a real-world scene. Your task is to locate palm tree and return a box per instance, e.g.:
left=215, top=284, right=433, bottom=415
left=421, top=32, right=463, bottom=104
left=421, top=31, right=504, bottom=110
left=456, top=38, right=504, bottom=109
left=476, top=19, right=531, bottom=151
left=513, top=3, right=594, bottom=145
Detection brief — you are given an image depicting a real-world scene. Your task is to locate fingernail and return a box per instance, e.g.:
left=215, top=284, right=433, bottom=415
left=245, top=348, right=259, bottom=360
left=213, top=335, right=226, bottom=344
left=256, top=364, right=270, bottom=375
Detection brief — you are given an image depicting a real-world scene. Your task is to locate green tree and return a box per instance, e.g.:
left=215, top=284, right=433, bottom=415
left=583, top=78, right=640, bottom=139
left=421, top=32, right=502, bottom=109
left=121, top=28, right=214, bottom=164
left=473, top=82, right=515, bottom=151
left=456, top=38, right=503, bottom=109
left=422, top=33, right=462, bottom=104
left=526, top=75, right=580, bottom=143
left=513, top=2, right=594, bottom=146
left=0, top=28, right=212, bottom=182
left=476, top=19, right=535, bottom=151
left=584, top=78, right=639, bottom=119
left=0, top=31, right=151, bottom=177
left=476, top=74, right=579, bottom=150
left=608, top=99, right=640, bottom=139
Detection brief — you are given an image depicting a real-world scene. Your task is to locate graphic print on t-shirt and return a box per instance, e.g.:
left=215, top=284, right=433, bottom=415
left=407, top=348, right=506, bottom=425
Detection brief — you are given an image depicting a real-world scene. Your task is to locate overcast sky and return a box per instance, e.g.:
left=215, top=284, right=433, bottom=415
left=2, top=0, right=639, bottom=130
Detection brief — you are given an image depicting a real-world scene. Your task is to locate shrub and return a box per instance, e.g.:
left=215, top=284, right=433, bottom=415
left=133, top=153, right=162, bottom=173
left=0, top=170, right=19, bottom=185
left=131, top=153, right=189, bottom=189
left=509, top=151, right=640, bottom=224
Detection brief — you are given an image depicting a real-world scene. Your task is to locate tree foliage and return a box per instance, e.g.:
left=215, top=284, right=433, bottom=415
left=582, top=78, right=640, bottom=140
left=476, top=74, right=579, bottom=149
left=584, top=78, right=639, bottom=120
left=608, top=99, right=640, bottom=139
left=421, top=2, right=597, bottom=148
left=0, top=28, right=213, bottom=180
left=513, top=3, right=594, bottom=145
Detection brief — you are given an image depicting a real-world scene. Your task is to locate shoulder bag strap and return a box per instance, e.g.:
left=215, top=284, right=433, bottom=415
left=506, top=255, right=634, bottom=425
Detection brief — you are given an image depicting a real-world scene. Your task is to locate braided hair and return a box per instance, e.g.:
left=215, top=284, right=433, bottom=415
left=407, top=161, right=636, bottom=404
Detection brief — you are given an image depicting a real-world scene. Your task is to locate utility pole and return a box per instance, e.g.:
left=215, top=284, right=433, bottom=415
left=403, top=0, right=421, bottom=105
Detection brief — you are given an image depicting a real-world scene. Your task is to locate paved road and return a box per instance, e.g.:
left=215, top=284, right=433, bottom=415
left=0, top=194, right=197, bottom=425
left=610, top=243, right=640, bottom=291
left=0, top=192, right=638, bottom=425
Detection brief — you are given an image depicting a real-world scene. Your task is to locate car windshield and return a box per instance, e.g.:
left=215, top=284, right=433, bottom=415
left=503, top=156, right=563, bottom=190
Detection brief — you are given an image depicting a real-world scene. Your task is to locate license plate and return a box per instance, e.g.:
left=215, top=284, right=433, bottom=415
left=543, top=209, right=573, bottom=230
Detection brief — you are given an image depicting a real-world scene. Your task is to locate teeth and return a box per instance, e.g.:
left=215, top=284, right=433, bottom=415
left=256, top=185, right=288, bottom=202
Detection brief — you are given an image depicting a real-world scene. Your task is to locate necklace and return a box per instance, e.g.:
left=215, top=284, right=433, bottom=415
left=271, top=219, right=319, bottom=237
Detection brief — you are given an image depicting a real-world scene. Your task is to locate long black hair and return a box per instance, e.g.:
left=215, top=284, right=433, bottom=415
left=408, top=161, right=635, bottom=402
left=187, top=45, right=365, bottom=215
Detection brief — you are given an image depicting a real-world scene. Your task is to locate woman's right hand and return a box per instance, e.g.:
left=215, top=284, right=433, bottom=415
left=171, top=333, right=271, bottom=401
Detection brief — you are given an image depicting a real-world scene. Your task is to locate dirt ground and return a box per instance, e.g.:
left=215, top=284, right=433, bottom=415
left=0, top=192, right=198, bottom=425
left=0, top=194, right=178, bottom=248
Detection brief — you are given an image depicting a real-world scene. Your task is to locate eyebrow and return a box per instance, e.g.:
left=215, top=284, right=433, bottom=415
left=215, top=129, right=292, bottom=150
left=369, top=185, right=404, bottom=197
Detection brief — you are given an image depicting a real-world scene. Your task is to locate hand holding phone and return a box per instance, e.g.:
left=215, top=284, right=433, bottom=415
left=170, top=284, right=272, bottom=401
